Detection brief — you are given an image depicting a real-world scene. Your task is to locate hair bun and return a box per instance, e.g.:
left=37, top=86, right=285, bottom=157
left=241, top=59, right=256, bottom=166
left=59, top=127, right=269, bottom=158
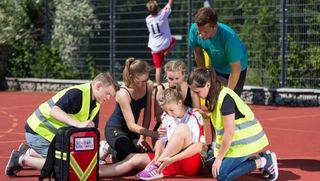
left=169, top=83, right=181, bottom=92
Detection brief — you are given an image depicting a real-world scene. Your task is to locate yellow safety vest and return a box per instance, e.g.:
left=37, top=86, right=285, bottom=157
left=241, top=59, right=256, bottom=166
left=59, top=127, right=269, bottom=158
left=27, top=83, right=100, bottom=142
left=210, top=87, right=269, bottom=157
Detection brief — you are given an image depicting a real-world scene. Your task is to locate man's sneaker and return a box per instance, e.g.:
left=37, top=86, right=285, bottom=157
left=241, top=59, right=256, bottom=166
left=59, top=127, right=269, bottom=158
left=258, top=150, right=271, bottom=178
left=263, top=152, right=279, bottom=181
left=5, top=150, right=22, bottom=177
left=136, top=162, right=164, bottom=180
left=99, top=140, right=109, bottom=164
left=18, top=143, right=30, bottom=155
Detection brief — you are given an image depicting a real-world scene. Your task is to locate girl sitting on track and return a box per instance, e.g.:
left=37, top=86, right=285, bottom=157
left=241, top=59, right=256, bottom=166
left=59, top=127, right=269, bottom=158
left=188, top=67, right=279, bottom=181
left=99, top=84, right=206, bottom=180
left=153, top=59, right=200, bottom=132
left=101, top=57, right=157, bottom=163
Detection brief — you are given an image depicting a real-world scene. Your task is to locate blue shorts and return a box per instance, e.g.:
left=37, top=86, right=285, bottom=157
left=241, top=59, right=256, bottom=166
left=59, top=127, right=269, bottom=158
left=25, top=132, right=50, bottom=157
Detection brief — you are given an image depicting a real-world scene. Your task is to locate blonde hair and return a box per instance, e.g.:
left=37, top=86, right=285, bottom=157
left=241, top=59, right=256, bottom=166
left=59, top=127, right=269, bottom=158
left=146, top=0, right=159, bottom=15
left=122, top=57, right=151, bottom=87
left=92, top=72, right=119, bottom=91
left=158, top=84, right=183, bottom=107
left=164, top=59, right=186, bottom=75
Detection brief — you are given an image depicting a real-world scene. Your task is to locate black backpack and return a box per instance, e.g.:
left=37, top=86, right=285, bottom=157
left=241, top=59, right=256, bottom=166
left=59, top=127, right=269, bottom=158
left=39, top=126, right=100, bottom=181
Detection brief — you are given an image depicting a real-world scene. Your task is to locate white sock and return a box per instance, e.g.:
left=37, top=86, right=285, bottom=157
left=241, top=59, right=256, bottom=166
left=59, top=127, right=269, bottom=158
left=18, top=155, right=24, bottom=167
left=104, top=144, right=110, bottom=153
left=260, top=157, right=267, bottom=168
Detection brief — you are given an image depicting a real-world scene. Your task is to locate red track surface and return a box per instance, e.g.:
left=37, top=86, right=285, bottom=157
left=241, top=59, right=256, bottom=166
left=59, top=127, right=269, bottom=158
left=1, top=91, right=320, bottom=180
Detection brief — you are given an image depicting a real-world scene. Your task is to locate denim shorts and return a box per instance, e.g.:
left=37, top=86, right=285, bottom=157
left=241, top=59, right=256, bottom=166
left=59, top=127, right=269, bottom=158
left=25, top=132, right=50, bottom=157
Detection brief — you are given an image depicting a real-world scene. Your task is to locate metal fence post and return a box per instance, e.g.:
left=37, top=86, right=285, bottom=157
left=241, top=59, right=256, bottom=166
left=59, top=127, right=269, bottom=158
left=109, top=0, right=115, bottom=74
left=44, top=0, right=50, bottom=78
left=187, top=0, right=193, bottom=75
left=44, top=0, right=50, bottom=44
left=280, top=0, right=287, bottom=87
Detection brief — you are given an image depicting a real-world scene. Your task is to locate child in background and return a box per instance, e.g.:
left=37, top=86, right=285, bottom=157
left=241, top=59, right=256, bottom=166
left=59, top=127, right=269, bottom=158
left=99, top=84, right=206, bottom=180
left=146, top=0, right=176, bottom=85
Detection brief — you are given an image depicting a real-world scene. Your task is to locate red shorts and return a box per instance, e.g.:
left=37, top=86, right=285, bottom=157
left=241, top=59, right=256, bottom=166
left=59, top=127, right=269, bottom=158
left=147, top=152, right=202, bottom=176
left=151, top=37, right=176, bottom=68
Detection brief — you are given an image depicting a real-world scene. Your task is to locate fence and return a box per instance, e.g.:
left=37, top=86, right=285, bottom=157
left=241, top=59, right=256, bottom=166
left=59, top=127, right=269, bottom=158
left=49, top=0, right=320, bottom=88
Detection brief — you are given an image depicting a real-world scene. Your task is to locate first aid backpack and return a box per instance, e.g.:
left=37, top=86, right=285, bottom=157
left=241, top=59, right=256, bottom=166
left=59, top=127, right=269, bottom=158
left=39, top=126, right=99, bottom=181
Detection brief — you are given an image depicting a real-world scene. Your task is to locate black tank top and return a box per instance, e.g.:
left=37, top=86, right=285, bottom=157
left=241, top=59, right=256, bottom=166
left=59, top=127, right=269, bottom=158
left=160, top=84, right=193, bottom=107
left=106, top=86, right=147, bottom=131
left=184, top=87, right=193, bottom=107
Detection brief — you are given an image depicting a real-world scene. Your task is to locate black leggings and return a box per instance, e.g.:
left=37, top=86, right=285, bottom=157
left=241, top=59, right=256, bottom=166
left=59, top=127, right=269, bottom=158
left=105, top=127, right=152, bottom=162
left=105, top=127, right=139, bottom=162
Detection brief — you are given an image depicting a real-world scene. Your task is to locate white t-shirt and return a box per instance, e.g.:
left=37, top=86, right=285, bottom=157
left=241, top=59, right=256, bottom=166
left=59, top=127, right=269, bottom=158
left=160, top=108, right=206, bottom=144
left=146, top=4, right=172, bottom=52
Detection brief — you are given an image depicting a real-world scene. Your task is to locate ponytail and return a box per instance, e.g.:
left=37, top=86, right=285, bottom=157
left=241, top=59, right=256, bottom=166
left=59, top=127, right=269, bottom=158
left=187, top=67, right=222, bottom=112
left=122, top=57, right=151, bottom=87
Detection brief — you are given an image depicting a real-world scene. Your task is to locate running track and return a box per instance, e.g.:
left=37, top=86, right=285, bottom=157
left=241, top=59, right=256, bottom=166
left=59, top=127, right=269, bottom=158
left=0, top=91, right=319, bottom=180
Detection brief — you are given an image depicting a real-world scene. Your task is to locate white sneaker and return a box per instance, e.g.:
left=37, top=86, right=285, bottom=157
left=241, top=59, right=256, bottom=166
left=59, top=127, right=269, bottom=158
left=99, top=140, right=109, bottom=164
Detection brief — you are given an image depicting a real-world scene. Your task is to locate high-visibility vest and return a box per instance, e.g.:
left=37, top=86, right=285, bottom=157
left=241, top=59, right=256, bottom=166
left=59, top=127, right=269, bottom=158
left=210, top=87, right=269, bottom=157
left=200, top=50, right=211, bottom=106
left=27, top=83, right=100, bottom=142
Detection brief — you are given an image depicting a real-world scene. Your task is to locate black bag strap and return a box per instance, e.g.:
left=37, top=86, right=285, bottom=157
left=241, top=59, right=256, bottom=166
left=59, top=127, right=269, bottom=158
left=38, top=136, right=56, bottom=181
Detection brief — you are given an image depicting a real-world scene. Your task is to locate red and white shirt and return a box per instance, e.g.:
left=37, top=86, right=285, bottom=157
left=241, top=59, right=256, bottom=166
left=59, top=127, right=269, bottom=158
left=160, top=108, right=206, bottom=144
left=146, top=4, right=172, bottom=52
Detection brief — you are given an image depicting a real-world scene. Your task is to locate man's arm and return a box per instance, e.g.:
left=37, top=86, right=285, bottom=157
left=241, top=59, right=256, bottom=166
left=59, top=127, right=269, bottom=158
left=193, top=47, right=205, bottom=67
left=50, top=106, right=94, bottom=128
left=228, top=61, right=241, bottom=90
left=167, top=0, right=174, bottom=6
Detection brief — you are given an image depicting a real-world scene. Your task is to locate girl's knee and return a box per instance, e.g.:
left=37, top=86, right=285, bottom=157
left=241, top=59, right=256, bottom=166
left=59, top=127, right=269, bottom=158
left=174, top=124, right=191, bottom=135
left=175, top=123, right=190, bottom=131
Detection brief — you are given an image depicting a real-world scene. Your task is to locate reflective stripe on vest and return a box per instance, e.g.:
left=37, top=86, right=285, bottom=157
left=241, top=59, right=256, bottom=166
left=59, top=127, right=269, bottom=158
left=33, top=98, right=58, bottom=134
left=211, top=87, right=269, bottom=157
left=215, top=118, right=258, bottom=135
left=70, top=152, right=97, bottom=180
left=215, top=130, right=265, bottom=149
left=27, top=83, right=100, bottom=142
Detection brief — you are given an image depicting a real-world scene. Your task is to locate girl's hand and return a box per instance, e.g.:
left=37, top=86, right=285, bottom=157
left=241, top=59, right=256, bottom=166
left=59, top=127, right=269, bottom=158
left=192, top=108, right=210, bottom=118
left=157, top=157, right=172, bottom=173
left=137, top=137, right=148, bottom=152
left=211, top=158, right=222, bottom=178
left=157, top=127, right=166, bottom=138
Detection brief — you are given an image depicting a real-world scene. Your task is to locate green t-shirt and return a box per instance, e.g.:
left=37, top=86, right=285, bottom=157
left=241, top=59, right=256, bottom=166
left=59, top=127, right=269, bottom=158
left=189, top=22, right=248, bottom=74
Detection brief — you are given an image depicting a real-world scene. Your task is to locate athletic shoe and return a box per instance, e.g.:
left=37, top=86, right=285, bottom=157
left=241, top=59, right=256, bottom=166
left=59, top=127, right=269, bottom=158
left=99, top=140, right=109, bottom=164
left=5, top=150, right=22, bottom=177
left=258, top=150, right=271, bottom=178
left=18, top=143, right=30, bottom=155
left=263, top=152, right=279, bottom=181
left=136, top=162, right=164, bottom=180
